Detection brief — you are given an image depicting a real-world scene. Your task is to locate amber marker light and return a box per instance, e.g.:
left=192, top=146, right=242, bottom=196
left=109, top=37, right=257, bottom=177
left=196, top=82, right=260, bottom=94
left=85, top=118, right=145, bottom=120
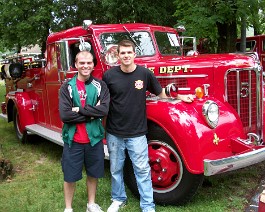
left=195, top=87, right=204, bottom=99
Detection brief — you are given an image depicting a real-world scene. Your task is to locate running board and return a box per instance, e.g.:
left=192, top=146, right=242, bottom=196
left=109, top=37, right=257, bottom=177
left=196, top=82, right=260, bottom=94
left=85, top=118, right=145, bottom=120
left=26, top=124, right=64, bottom=146
left=25, top=124, right=109, bottom=159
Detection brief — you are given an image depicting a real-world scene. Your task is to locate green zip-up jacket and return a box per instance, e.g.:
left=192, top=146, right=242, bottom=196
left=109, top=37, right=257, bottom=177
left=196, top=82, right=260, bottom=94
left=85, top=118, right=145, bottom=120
left=59, top=74, right=110, bottom=147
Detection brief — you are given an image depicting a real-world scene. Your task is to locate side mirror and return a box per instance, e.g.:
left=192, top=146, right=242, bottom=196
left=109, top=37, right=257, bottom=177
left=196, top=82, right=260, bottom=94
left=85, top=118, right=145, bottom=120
left=79, top=42, right=91, bottom=52
left=56, top=41, right=70, bottom=72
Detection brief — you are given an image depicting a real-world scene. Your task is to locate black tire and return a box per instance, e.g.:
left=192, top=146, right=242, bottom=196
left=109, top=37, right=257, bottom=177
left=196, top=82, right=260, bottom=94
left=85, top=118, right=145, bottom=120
left=13, top=106, right=27, bottom=143
left=124, top=123, right=204, bottom=205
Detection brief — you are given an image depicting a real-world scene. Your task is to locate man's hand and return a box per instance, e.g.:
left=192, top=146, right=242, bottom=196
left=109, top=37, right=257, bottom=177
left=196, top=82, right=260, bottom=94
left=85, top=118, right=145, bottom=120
left=177, top=94, right=194, bottom=103
left=72, top=107, right=79, bottom=112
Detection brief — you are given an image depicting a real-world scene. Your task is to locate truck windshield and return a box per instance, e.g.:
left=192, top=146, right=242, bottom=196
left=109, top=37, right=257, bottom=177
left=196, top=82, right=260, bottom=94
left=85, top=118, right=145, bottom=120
left=100, top=31, right=155, bottom=56
left=154, top=31, right=181, bottom=55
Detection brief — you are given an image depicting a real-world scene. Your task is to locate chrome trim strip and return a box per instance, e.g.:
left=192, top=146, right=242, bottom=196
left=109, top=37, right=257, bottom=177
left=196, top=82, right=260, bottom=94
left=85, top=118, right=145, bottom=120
left=156, top=74, right=208, bottom=79
left=249, top=70, right=252, bottom=128
left=236, top=71, right=240, bottom=115
left=204, top=147, right=265, bottom=176
left=178, top=88, right=191, bottom=91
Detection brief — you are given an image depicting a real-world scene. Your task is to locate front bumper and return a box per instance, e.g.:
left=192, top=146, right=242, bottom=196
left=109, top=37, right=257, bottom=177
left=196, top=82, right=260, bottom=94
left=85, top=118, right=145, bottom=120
left=204, top=147, right=265, bottom=176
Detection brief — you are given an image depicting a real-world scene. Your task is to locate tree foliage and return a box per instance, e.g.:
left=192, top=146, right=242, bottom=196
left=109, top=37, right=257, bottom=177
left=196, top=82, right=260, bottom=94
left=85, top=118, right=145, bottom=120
left=173, top=0, right=265, bottom=53
left=0, top=0, right=54, bottom=54
left=101, top=0, right=176, bottom=26
left=0, top=0, right=264, bottom=55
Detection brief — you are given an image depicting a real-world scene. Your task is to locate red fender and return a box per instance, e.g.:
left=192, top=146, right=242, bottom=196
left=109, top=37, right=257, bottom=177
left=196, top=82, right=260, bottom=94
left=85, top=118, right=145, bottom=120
left=147, top=97, right=245, bottom=174
left=9, top=92, right=35, bottom=132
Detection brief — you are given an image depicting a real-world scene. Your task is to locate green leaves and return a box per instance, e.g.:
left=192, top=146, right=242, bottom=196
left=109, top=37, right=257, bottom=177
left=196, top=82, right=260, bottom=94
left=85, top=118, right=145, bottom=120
left=0, top=0, right=264, bottom=54
left=173, top=0, right=265, bottom=53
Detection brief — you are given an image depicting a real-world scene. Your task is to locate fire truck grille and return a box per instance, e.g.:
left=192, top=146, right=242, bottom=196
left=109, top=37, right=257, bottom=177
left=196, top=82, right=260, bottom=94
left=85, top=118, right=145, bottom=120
left=226, top=69, right=259, bottom=134
left=158, top=78, right=188, bottom=88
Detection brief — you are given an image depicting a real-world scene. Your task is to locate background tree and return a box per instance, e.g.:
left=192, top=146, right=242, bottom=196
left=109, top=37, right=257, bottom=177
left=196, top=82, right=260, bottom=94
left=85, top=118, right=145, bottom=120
left=0, top=0, right=110, bottom=55
left=0, top=0, right=55, bottom=55
left=248, top=0, right=265, bottom=35
left=101, top=0, right=176, bottom=26
left=0, top=0, right=264, bottom=55
left=173, top=0, right=265, bottom=53
left=52, top=0, right=107, bottom=30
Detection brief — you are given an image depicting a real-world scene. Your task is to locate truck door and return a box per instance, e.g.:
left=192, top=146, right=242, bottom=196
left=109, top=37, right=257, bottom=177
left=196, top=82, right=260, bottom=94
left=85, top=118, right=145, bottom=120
left=46, top=37, right=97, bottom=131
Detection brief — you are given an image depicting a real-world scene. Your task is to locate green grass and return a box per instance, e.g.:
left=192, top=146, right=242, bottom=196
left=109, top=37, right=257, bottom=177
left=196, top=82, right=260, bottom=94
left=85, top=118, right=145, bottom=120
left=0, top=82, right=264, bottom=211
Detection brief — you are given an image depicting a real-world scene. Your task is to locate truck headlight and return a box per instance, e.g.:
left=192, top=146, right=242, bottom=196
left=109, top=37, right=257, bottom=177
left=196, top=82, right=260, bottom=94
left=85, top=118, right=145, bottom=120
left=202, top=100, right=219, bottom=128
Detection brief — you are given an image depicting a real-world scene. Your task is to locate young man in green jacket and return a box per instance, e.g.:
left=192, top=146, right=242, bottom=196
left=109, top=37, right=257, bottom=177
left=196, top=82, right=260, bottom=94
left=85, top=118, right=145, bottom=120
left=59, top=51, right=110, bottom=212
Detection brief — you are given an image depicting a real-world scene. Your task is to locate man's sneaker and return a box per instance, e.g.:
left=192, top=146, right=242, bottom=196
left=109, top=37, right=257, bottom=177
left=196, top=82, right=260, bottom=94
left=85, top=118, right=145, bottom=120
left=142, top=209, right=155, bottom=212
left=64, top=209, right=73, bottom=212
left=107, top=200, right=126, bottom=212
left=86, top=203, right=104, bottom=212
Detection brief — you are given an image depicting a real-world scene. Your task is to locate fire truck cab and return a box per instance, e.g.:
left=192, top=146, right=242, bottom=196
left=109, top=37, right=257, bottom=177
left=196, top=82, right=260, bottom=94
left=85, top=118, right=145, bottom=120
left=1, top=20, right=265, bottom=205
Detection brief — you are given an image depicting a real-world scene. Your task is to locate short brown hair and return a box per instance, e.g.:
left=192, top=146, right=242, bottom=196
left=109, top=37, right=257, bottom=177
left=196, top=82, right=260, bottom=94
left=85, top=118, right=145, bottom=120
left=117, top=40, right=136, bottom=53
left=75, top=51, right=94, bottom=62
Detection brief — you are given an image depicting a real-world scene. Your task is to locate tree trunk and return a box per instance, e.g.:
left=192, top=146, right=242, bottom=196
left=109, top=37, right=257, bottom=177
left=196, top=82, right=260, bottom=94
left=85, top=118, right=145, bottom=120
left=240, top=15, right=247, bottom=53
left=216, top=20, right=237, bottom=53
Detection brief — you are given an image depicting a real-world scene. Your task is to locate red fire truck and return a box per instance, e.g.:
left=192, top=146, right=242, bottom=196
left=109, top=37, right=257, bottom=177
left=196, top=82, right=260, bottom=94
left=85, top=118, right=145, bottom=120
left=236, top=35, right=265, bottom=68
left=1, top=20, right=265, bottom=205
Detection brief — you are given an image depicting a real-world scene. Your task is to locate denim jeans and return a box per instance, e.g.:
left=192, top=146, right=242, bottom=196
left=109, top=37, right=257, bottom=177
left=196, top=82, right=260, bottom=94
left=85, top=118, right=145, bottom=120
left=106, top=133, right=155, bottom=212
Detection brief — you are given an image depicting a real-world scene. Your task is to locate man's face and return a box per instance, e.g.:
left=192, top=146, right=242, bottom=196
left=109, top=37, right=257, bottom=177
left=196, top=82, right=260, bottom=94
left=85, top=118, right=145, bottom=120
left=75, top=53, right=94, bottom=80
left=118, top=46, right=136, bottom=66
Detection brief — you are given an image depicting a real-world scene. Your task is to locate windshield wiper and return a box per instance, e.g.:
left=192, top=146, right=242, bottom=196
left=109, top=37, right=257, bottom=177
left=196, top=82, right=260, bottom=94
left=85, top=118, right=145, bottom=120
left=123, top=26, right=143, bottom=55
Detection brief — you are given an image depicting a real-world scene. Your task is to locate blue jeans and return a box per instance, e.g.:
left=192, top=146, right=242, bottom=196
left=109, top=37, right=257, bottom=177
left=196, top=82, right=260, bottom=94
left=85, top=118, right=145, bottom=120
left=106, top=133, right=155, bottom=212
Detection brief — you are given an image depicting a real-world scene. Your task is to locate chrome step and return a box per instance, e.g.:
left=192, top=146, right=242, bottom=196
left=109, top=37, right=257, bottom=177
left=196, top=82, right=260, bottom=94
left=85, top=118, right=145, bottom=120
left=25, top=124, right=109, bottom=159
left=26, top=124, right=64, bottom=146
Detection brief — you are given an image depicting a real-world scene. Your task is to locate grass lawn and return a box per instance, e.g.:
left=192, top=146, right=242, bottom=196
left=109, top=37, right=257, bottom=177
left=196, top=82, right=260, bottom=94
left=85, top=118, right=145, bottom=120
left=0, top=82, right=264, bottom=211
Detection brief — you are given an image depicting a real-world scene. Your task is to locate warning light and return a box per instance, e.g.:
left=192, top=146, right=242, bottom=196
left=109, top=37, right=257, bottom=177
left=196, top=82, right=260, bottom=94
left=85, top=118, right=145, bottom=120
left=195, top=87, right=204, bottom=99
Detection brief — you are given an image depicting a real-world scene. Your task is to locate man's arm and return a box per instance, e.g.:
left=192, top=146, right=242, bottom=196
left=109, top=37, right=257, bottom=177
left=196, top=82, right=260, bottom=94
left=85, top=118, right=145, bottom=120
left=158, top=88, right=194, bottom=103
left=78, top=80, right=110, bottom=118
left=59, top=83, right=87, bottom=123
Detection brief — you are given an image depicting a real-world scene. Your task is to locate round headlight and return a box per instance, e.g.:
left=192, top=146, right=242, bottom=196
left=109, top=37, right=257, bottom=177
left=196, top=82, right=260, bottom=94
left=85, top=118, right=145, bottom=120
left=103, top=44, right=119, bottom=66
left=165, top=83, right=178, bottom=98
left=202, top=100, right=219, bottom=128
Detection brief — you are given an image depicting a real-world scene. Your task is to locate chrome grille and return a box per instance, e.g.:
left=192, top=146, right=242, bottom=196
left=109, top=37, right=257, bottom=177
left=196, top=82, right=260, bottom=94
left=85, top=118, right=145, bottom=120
left=158, top=77, right=188, bottom=88
left=225, top=68, right=261, bottom=134
left=156, top=74, right=208, bottom=93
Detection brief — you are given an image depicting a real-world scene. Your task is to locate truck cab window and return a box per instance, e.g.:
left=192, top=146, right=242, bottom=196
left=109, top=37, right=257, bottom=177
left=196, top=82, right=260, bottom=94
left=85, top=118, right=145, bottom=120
left=155, top=32, right=181, bottom=55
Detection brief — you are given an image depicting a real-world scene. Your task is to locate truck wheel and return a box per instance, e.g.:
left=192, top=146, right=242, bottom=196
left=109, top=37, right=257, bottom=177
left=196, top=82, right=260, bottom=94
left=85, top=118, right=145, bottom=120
left=124, top=124, right=204, bottom=205
left=13, top=106, right=27, bottom=143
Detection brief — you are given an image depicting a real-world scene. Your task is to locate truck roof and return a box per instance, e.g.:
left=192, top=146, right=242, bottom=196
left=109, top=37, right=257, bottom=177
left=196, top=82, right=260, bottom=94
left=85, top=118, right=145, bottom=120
left=47, top=22, right=177, bottom=44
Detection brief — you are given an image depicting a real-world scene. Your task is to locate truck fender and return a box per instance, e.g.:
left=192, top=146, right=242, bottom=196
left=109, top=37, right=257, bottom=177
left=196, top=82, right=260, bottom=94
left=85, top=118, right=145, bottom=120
left=146, top=98, right=245, bottom=174
left=8, top=92, right=35, bottom=132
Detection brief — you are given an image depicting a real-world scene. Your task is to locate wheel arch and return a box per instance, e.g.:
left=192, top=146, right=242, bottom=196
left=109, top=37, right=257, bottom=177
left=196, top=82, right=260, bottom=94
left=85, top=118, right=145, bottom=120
left=6, top=92, right=35, bottom=129
left=147, top=118, right=203, bottom=174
